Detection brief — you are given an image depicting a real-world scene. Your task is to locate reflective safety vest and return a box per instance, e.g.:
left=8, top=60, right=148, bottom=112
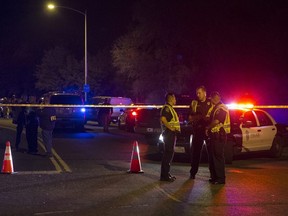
left=161, top=104, right=181, bottom=132
left=211, top=104, right=230, bottom=134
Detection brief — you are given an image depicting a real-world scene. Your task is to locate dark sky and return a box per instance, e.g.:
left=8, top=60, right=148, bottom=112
left=195, top=0, right=288, bottom=104
left=1, top=0, right=288, bottom=104
left=0, top=0, right=134, bottom=96
left=0, top=0, right=133, bottom=57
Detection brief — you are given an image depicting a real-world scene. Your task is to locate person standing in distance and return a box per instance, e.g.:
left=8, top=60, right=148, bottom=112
left=26, top=96, right=39, bottom=154
left=205, top=91, right=230, bottom=184
left=13, top=96, right=27, bottom=152
left=189, top=86, right=213, bottom=179
left=37, top=97, right=57, bottom=158
left=160, top=93, right=180, bottom=182
left=98, top=98, right=113, bottom=132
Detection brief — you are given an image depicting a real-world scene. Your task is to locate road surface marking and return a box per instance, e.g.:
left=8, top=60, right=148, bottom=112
left=34, top=210, right=74, bottom=215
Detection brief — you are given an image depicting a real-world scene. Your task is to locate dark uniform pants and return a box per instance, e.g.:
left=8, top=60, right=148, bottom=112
left=101, top=113, right=111, bottom=132
left=190, top=131, right=206, bottom=176
left=26, top=124, right=38, bottom=152
left=161, top=130, right=176, bottom=178
left=207, top=132, right=227, bottom=182
left=15, top=124, right=24, bottom=149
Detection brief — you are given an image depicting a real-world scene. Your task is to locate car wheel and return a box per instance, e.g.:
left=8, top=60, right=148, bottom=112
left=270, top=136, right=283, bottom=158
left=127, top=124, right=135, bottom=133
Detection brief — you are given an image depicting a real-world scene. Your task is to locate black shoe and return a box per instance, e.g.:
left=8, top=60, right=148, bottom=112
left=190, top=174, right=195, bottom=179
left=169, top=174, right=176, bottom=180
left=209, top=178, right=216, bottom=183
left=160, top=176, right=175, bottom=182
left=212, top=181, right=225, bottom=185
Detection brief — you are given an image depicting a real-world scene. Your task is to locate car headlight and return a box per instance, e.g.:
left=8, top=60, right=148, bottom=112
left=159, top=134, right=164, bottom=142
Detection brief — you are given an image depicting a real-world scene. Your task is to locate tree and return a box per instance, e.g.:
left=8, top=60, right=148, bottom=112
left=35, top=46, right=118, bottom=97
left=86, top=48, right=117, bottom=96
left=111, top=0, right=197, bottom=102
left=35, top=46, right=82, bottom=92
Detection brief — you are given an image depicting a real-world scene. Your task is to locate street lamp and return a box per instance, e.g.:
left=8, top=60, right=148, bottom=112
left=47, top=3, right=88, bottom=102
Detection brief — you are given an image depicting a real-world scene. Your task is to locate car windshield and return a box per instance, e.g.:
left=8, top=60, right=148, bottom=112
left=229, top=109, right=245, bottom=125
left=91, top=98, right=106, bottom=104
left=50, top=95, right=83, bottom=105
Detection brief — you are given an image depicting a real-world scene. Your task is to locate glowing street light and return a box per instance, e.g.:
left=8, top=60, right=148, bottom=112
left=47, top=4, right=55, bottom=9
left=47, top=3, right=89, bottom=102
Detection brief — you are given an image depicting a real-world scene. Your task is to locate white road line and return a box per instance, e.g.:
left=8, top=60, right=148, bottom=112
left=15, top=171, right=61, bottom=175
left=34, top=210, right=74, bottom=215
left=51, top=149, right=72, bottom=172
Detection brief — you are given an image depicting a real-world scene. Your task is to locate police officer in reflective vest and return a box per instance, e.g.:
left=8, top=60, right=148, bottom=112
left=160, top=93, right=180, bottom=182
left=205, top=91, right=230, bottom=184
left=189, top=86, right=213, bottom=179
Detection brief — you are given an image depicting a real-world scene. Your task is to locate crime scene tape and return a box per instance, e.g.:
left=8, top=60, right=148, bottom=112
left=0, top=104, right=187, bottom=108
left=0, top=104, right=288, bottom=109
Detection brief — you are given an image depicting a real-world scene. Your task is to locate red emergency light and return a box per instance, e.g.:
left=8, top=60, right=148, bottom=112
left=226, top=103, right=254, bottom=109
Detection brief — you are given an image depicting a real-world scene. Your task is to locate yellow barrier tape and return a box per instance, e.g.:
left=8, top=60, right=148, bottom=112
left=1, top=104, right=288, bottom=109
left=0, top=104, right=188, bottom=108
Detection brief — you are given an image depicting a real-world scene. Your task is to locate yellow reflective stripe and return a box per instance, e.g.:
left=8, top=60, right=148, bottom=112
left=191, top=100, right=198, bottom=113
left=164, top=105, right=181, bottom=132
left=211, top=104, right=230, bottom=133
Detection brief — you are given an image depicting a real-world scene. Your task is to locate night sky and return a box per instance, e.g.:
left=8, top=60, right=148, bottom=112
left=1, top=0, right=288, bottom=104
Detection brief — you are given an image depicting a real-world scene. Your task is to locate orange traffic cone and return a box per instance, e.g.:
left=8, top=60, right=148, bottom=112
left=1, top=141, right=14, bottom=174
left=127, top=141, right=144, bottom=173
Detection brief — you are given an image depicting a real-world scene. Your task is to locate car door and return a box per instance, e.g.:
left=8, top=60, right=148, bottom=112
left=253, top=110, right=277, bottom=150
left=240, top=110, right=262, bottom=151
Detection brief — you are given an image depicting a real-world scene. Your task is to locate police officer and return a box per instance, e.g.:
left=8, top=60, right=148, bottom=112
left=189, top=86, right=213, bottom=179
left=160, top=93, right=180, bottom=182
left=26, top=96, right=39, bottom=154
left=205, top=91, right=230, bottom=184
left=37, top=97, right=57, bottom=158
left=98, top=98, right=113, bottom=132
left=13, top=97, right=27, bottom=151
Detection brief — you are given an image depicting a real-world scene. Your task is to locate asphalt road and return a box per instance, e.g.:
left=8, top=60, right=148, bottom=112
left=0, top=119, right=288, bottom=216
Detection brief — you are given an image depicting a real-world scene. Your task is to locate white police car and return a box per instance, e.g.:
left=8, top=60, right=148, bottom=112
left=225, top=105, right=287, bottom=163
left=158, top=104, right=288, bottom=163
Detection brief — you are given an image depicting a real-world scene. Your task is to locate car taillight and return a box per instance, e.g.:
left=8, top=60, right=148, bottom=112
left=132, top=111, right=137, bottom=116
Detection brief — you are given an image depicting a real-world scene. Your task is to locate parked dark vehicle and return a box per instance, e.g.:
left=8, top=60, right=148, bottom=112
left=86, top=96, right=133, bottom=126
left=134, top=108, right=162, bottom=135
left=118, top=108, right=138, bottom=132
left=41, top=92, right=86, bottom=131
left=128, top=95, right=193, bottom=145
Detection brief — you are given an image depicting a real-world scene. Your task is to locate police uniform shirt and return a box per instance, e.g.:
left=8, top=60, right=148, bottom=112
left=191, top=99, right=212, bottom=128
left=194, top=99, right=212, bottom=116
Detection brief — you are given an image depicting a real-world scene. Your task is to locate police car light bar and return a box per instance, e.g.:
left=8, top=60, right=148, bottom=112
left=227, top=103, right=254, bottom=109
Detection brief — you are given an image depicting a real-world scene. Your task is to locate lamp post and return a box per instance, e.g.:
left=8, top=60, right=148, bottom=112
left=47, top=4, right=88, bottom=102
